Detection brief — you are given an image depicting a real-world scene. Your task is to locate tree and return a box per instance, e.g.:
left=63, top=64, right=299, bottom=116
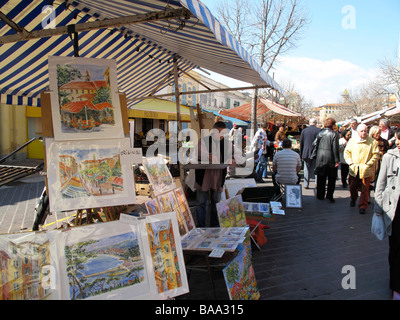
left=377, top=54, right=400, bottom=102
left=215, top=0, right=310, bottom=133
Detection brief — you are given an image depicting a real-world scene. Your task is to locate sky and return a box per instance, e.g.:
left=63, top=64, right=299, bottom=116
left=198, top=0, right=400, bottom=106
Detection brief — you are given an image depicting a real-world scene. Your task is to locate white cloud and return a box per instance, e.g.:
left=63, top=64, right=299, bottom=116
left=274, top=57, right=379, bottom=106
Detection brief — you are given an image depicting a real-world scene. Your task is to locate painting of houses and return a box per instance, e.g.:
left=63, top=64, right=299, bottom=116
left=145, top=214, right=188, bottom=299
left=216, top=195, right=247, bottom=228
left=46, top=138, right=136, bottom=212
left=0, top=232, right=53, bottom=300
left=48, top=56, right=124, bottom=140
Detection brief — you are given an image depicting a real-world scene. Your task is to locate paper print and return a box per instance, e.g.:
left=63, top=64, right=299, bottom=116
left=157, top=192, right=187, bottom=237
left=145, top=213, right=189, bottom=299
left=46, top=138, right=135, bottom=212
left=142, top=157, right=175, bottom=196
left=174, top=188, right=195, bottom=232
left=145, top=199, right=161, bottom=215
left=48, top=56, right=124, bottom=141
left=0, top=231, right=59, bottom=300
left=59, top=221, right=154, bottom=300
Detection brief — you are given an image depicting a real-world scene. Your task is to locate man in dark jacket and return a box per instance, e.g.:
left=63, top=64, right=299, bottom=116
left=312, top=118, right=340, bottom=202
left=300, top=118, right=321, bottom=188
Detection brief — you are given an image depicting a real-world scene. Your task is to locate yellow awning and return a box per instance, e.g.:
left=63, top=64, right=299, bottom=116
left=127, top=98, right=196, bottom=122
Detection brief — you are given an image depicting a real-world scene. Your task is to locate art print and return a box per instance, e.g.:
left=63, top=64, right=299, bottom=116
left=46, top=138, right=135, bottom=212
left=58, top=221, right=155, bottom=300
left=48, top=56, right=124, bottom=141
left=216, top=195, right=247, bottom=228
left=142, top=157, right=175, bottom=196
left=144, top=213, right=189, bottom=299
left=157, top=191, right=187, bottom=237
left=222, top=247, right=260, bottom=300
left=0, top=231, right=59, bottom=300
left=285, top=185, right=302, bottom=208
left=145, top=199, right=161, bottom=215
left=174, top=188, right=195, bottom=232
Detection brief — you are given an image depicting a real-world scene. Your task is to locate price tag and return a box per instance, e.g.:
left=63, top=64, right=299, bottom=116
left=120, top=148, right=143, bottom=164
left=209, top=248, right=225, bottom=258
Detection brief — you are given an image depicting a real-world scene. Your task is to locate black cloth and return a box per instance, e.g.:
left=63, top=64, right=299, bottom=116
left=300, top=125, right=321, bottom=160
left=389, top=203, right=400, bottom=292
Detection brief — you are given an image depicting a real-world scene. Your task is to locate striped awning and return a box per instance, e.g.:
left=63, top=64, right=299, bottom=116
left=0, top=0, right=284, bottom=108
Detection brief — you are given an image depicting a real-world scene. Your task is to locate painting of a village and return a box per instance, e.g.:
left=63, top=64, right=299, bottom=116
left=146, top=219, right=183, bottom=296
left=222, top=246, right=260, bottom=300
left=0, top=235, right=52, bottom=300
left=48, top=56, right=123, bottom=140
left=142, top=157, right=175, bottom=195
left=65, top=231, right=147, bottom=300
left=216, top=195, right=247, bottom=228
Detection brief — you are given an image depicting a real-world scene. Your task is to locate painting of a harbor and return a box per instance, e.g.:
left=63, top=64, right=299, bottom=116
left=46, top=138, right=135, bottom=212
left=64, top=230, right=148, bottom=300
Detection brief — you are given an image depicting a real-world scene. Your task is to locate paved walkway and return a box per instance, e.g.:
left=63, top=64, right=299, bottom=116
left=0, top=173, right=393, bottom=300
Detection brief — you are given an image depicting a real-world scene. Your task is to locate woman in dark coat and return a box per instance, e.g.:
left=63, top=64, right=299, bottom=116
left=312, top=118, right=340, bottom=202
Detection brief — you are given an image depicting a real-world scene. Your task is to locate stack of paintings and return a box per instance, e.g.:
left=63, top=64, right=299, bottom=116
left=46, top=56, right=136, bottom=213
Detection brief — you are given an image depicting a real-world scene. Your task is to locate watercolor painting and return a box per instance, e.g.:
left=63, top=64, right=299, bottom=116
left=222, top=246, right=260, bottom=300
left=174, top=188, right=195, bottom=233
left=142, top=157, right=176, bottom=196
left=145, top=199, right=161, bottom=215
left=145, top=213, right=189, bottom=299
left=216, top=195, right=247, bottom=228
left=46, top=137, right=135, bottom=212
left=48, top=56, right=124, bottom=141
left=0, top=231, right=57, bottom=300
left=60, top=222, right=152, bottom=300
left=157, top=191, right=188, bottom=237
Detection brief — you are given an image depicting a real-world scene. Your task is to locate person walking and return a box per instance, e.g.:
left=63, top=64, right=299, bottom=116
left=300, top=118, right=321, bottom=188
left=251, top=123, right=271, bottom=181
left=339, top=129, right=352, bottom=188
left=369, top=125, right=389, bottom=183
left=379, top=119, right=395, bottom=149
left=373, top=128, right=400, bottom=296
left=312, top=118, right=340, bottom=203
left=344, top=123, right=380, bottom=214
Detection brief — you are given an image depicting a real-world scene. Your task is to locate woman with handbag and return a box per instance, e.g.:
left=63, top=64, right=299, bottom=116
left=374, top=128, right=400, bottom=296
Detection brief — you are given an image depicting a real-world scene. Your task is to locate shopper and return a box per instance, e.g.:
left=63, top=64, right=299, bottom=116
left=251, top=123, right=271, bottom=181
left=300, top=118, right=321, bottom=188
left=194, top=121, right=233, bottom=227
left=369, top=125, right=389, bottom=183
left=379, top=119, right=395, bottom=149
left=312, top=118, right=340, bottom=202
left=344, top=123, right=380, bottom=214
left=373, top=128, right=400, bottom=296
left=339, top=129, right=352, bottom=188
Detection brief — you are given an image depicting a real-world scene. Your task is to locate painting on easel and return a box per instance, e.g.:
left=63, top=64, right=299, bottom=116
left=45, top=137, right=135, bottom=212
left=48, top=56, right=124, bottom=141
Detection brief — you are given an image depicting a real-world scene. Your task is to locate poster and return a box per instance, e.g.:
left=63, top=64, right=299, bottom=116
left=142, top=156, right=176, bottom=196
left=0, top=231, right=60, bottom=300
left=216, top=195, right=247, bottom=228
left=57, top=220, right=156, bottom=300
left=45, top=137, right=136, bottom=212
left=143, top=213, right=189, bottom=299
left=48, top=56, right=124, bottom=141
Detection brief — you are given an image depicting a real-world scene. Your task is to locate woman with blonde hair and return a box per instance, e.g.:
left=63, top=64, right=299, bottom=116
left=369, top=125, right=389, bottom=183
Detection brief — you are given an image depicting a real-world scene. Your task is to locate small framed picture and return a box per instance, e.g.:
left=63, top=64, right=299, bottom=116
left=285, top=185, right=302, bottom=208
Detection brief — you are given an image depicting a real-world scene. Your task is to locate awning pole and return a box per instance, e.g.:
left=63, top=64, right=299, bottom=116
left=173, top=56, right=185, bottom=186
left=251, top=88, right=258, bottom=138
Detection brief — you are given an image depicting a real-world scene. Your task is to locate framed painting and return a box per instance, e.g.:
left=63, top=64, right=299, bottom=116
left=143, top=213, right=189, bottom=299
left=285, top=185, right=302, bottom=208
left=45, top=137, right=135, bottom=212
left=57, top=220, right=157, bottom=300
left=142, top=156, right=176, bottom=196
left=48, top=56, right=124, bottom=141
left=216, top=195, right=247, bottom=228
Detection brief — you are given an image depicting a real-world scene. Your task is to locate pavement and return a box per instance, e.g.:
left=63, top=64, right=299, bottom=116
left=0, top=169, right=393, bottom=300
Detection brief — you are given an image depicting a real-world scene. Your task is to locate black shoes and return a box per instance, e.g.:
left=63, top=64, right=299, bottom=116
left=359, top=208, right=366, bottom=214
left=350, top=201, right=356, bottom=207
left=327, top=197, right=335, bottom=203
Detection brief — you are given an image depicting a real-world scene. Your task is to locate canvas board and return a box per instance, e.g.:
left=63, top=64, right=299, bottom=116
left=0, top=231, right=60, bottom=300
left=57, top=220, right=157, bottom=300
left=45, top=137, right=135, bottom=212
left=48, top=56, right=124, bottom=141
left=216, top=195, right=247, bottom=228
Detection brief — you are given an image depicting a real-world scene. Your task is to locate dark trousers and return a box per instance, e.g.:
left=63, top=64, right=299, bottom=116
left=316, top=174, right=336, bottom=200
left=389, top=205, right=400, bottom=293
left=340, top=163, right=349, bottom=186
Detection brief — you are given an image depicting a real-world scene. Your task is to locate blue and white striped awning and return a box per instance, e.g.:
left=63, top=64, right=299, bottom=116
left=0, top=0, right=285, bottom=107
